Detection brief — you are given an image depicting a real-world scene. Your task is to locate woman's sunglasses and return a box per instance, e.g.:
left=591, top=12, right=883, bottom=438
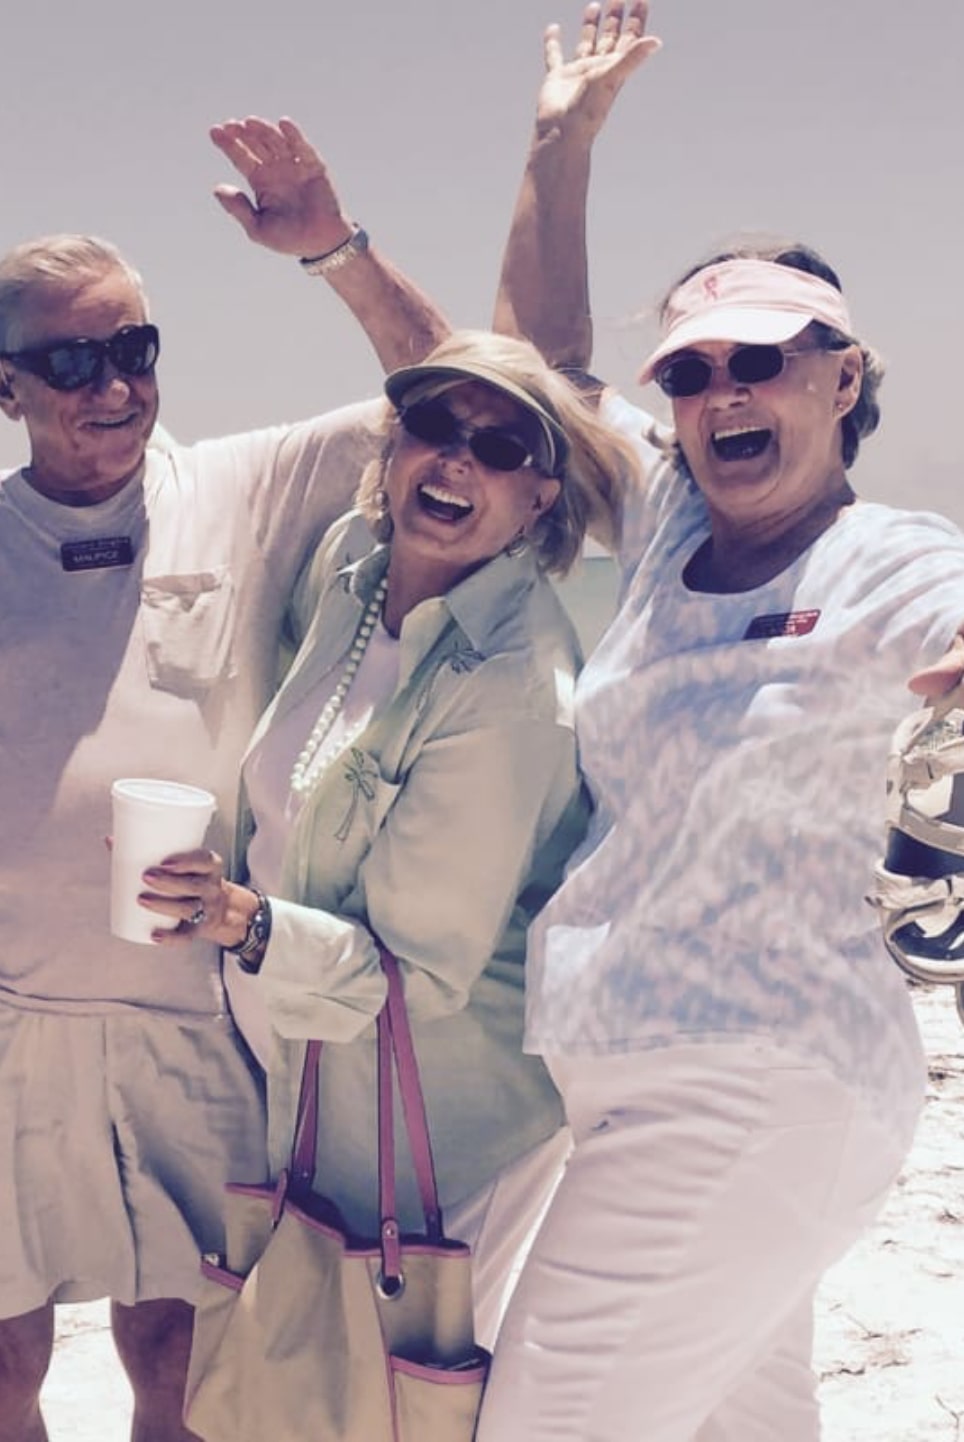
left=3, top=323, right=160, bottom=392
left=654, top=343, right=819, bottom=399
left=398, top=398, right=536, bottom=473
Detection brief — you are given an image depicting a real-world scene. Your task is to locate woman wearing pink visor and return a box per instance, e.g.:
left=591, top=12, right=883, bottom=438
left=476, top=5, right=964, bottom=1441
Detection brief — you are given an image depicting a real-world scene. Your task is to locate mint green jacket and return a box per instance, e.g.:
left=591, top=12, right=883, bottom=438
left=239, top=511, right=588, bottom=1233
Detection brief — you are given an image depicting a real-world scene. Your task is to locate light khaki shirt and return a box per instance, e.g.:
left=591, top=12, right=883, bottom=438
left=239, top=511, right=587, bottom=1230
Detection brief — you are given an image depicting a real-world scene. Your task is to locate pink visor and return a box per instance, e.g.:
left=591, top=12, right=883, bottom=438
left=637, top=259, right=854, bottom=385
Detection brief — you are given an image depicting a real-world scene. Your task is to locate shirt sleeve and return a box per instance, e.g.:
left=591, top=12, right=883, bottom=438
left=598, top=390, right=700, bottom=577
left=198, top=397, right=388, bottom=612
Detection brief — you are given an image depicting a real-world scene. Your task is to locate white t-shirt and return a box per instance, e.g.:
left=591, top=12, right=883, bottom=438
left=0, top=402, right=383, bottom=1017
left=525, top=393, right=964, bottom=1122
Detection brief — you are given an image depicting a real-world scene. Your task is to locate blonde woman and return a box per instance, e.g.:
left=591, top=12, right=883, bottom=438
left=143, top=327, right=637, bottom=1347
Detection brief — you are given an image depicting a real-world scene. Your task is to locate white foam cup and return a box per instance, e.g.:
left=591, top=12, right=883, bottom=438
left=110, top=778, right=216, bottom=945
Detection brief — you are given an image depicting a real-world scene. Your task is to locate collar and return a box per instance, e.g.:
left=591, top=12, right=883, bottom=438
left=336, top=541, right=540, bottom=654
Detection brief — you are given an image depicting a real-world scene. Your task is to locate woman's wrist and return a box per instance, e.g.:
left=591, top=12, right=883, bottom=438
left=223, top=887, right=273, bottom=973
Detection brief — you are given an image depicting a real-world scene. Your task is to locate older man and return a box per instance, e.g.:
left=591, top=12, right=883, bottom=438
left=0, top=117, right=447, bottom=1442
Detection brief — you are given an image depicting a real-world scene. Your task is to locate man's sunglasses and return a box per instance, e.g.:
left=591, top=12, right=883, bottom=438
left=397, top=398, right=538, bottom=474
left=3, top=323, right=160, bottom=392
left=654, top=343, right=820, bottom=399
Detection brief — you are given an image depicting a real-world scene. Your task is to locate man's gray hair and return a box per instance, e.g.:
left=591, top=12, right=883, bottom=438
left=0, top=235, right=148, bottom=352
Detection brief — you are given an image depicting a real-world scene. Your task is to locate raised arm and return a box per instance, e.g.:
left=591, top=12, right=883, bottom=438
left=494, top=1, right=660, bottom=367
left=210, top=116, right=450, bottom=371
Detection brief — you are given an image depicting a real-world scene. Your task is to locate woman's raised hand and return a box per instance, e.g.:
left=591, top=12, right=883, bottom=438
left=210, top=116, right=354, bottom=259
left=537, top=1, right=661, bottom=142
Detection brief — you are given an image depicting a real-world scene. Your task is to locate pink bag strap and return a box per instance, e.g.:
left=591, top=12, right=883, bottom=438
left=379, top=944, right=443, bottom=1242
left=290, top=1040, right=322, bottom=1188
left=287, top=941, right=444, bottom=1246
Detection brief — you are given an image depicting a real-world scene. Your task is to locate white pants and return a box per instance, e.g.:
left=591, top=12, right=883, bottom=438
left=476, top=1042, right=918, bottom=1442
left=448, top=1125, right=572, bottom=1352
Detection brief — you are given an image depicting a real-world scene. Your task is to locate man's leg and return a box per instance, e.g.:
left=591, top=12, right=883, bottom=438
left=0, top=1305, right=55, bottom=1442
left=105, top=1015, right=265, bottom=1442
left=111, top=1298, right=199, bottom=1442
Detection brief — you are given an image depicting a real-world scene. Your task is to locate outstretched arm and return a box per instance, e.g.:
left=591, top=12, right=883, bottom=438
left=494, top=1, right=660, bottom=367
left=909, top=633, right=964, bottom=699
left=211, top=116, right=450, bottom=371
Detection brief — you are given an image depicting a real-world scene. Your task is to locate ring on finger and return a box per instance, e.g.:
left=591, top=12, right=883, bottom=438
left=190, top=904, right=206, bottom=927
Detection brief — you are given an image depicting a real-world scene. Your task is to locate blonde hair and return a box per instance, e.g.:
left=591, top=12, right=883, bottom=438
left=357, top=330, right=637, bottom=575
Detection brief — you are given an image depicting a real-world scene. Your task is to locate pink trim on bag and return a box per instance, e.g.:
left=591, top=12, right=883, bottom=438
left=199, top=1258, right=244, bottom=1293
left=286, top=943, right=449, bottom=1288
left=389, top=1353, right=490, bottom=1383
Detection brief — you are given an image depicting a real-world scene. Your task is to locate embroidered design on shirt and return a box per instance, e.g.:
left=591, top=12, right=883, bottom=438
left=334, top=748, right=378, bottom=842
left=61, top=537, right=134, bottom=572
left=743, top=609, right=821, bottom=641
left=413, top=640, right=484, bottom=716
left=448, top=642, right=485, bottom=675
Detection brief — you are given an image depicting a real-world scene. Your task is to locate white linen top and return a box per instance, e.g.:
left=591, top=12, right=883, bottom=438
left=525, top=393, right=964, bottom=1125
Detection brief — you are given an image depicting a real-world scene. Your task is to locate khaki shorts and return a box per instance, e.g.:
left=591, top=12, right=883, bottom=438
left=0, top=1007, right=267, bottom=1319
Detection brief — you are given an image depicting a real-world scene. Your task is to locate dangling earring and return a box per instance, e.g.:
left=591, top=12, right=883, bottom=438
left=371, top=483, right=394, bottom=543
left=504, top=530, right=529, bottom=559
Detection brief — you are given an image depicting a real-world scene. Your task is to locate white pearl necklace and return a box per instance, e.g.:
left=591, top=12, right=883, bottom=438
left=289, top=577, right=389, bottom=797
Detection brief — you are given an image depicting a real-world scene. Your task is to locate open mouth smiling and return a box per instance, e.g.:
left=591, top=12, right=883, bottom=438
left=83, top=413, right=140, bottom=432
left=417, top=480, right=474, bottom=523
left=711, top=425, right=772, bottom=462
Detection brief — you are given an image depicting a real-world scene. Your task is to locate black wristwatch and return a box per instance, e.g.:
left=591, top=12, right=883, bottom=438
left=225, top=890, right=272, bottom=974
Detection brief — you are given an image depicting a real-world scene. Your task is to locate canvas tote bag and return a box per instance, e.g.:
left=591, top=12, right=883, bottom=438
left=184, top=946, right=489, bottom=1441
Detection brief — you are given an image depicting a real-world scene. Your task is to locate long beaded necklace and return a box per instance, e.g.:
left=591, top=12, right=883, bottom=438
left=289, top=577, right=389, bottom=797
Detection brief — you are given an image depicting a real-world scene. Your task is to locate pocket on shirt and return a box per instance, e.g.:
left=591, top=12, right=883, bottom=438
left=292, top=760, right=402, bottom=904
left=329, top=757, right=401, bottom=846
left=141, top=567, right=237, bottom=696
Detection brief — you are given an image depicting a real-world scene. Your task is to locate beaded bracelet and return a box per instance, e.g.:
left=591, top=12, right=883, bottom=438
left=225, top=890, right=272, bottom=974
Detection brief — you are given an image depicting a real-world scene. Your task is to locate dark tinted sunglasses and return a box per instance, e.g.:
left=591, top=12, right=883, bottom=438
left=4, top=323, right=160, bottom=392
left=398, top=398, right=537, bottom=473
left=654, top=343, right=818, bottom=399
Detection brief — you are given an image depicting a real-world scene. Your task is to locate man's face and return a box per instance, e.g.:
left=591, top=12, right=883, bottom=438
left=0, top=267, right=160, bottom=505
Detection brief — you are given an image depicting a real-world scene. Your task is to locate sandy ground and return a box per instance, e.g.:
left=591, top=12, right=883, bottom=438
left=39, top=982, right=964, bottom=1441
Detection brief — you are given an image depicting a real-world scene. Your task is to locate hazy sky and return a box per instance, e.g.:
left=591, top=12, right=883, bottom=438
left=4, top=0, right=962, bottom=519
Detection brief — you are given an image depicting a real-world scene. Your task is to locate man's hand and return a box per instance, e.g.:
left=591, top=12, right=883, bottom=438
left=210, top=116, right=353, bottom=259
left=537, top=0, right=661, bottom=144
left=209, top=113, right=448, bottom=370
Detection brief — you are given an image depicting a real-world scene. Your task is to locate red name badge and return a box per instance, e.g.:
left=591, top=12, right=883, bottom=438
left=743, top=609, right=820, bottom=640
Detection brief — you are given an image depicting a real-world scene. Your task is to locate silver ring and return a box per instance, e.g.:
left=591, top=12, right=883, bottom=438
left=190, top=904, right=206, bottom=927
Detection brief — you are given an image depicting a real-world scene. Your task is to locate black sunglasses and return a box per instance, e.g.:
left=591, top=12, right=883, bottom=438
left=398, top=398, right=537, bottom=474
left=3, top=323, right=160, bottom=392
left=654, top=343, right=819, bottom=399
